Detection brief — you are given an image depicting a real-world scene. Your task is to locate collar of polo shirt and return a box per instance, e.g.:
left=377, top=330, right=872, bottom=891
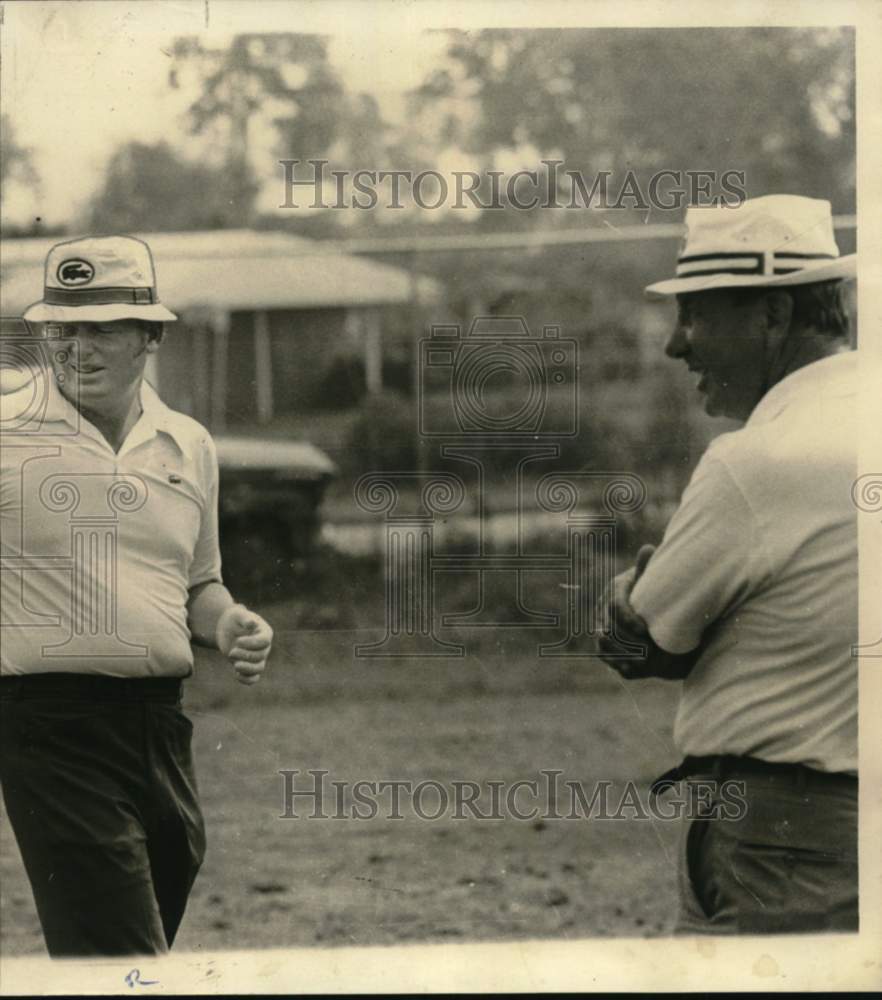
left=746, top=350, right=856, bottom=428
left=4, top=367, right=194, bottom=458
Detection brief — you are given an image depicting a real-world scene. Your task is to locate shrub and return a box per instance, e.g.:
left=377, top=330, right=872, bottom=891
left=345, top=390, right=417, bottom=475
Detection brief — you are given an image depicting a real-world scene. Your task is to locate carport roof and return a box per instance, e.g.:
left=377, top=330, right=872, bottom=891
left=1, top=229, right=441, bottom=317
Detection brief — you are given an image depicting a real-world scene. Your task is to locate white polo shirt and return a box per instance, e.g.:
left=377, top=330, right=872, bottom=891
left=1, top=369, right=222, bottom=677
left=630, top=351, right=857, bottom=774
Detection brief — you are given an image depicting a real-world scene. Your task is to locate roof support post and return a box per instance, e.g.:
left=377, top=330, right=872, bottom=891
left=254, top=309, right=274, bottom=424
left=364, top=309, right=382, bottom=395
left=192, top=324, right=211, bottom=426
left=211, top=322, right=228, bottom=432
left=408, top=257, right=427, bottom=481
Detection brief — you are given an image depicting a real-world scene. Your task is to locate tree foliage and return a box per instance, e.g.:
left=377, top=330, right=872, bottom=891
left=168, top=33, right=366, bottom=222
left=171, top=33, right=346, bottom=151
left=398, top=26, right=855, bottom=341
left=0, top=115, right=39, bottom=200
left=86, top=141, right=252, bottom=232
left=411, top=27, right=855, bottom=213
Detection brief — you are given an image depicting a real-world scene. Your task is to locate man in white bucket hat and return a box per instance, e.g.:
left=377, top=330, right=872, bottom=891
left=597, top=195, right=858, bottom=933
left=0, top=235, right=274, bottom=955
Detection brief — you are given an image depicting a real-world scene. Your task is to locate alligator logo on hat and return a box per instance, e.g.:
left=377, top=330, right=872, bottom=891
left=57, top=258, right=95, bottom=286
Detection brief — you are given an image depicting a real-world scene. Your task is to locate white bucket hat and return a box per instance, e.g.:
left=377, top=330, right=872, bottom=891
left=23, top=235, right=177, bottom=323
left=644, top=194, right=856, bottom=300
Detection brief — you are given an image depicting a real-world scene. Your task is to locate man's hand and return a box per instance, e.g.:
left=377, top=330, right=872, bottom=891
left=215, top=605, right=274, bottom=686
left=596, top=544, right=654, bottom=677
left=596, top=544, right=698, bottom=681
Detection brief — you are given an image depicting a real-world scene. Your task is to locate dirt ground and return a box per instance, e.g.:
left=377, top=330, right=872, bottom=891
left=0, top=590, right=685, bottom=956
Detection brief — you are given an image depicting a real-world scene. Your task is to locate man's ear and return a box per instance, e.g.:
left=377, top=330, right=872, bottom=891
left=144, top=323, right=165, bottom=353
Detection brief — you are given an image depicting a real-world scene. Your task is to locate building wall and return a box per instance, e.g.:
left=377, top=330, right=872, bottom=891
left=154, top=322, right=214, bottom=426
left=155, top=307, right=352, bottom=429
left=267, top=308, right=348, bottom=416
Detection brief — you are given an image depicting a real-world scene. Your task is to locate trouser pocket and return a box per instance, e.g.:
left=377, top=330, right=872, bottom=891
left=729, top=840, right=858, bottom=933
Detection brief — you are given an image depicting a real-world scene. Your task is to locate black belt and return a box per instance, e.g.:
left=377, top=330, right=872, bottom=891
left=650, top=754, right=857, bottom=798
left=0, top=673, right=183, bottom=703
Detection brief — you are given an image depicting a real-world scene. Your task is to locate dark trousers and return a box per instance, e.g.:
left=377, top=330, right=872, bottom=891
left=0, top=674, right=206, bottom=957
left=673, top=756, right=858, bottom=934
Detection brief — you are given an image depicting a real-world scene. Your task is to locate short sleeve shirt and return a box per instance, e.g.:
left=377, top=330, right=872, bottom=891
left=630, top=352, right=857, bottom=774
left=1, top=370, right=222, bottom=677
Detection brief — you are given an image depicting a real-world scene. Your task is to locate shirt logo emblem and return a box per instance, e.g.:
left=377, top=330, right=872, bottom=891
left=57, top=258, right=95, bottom=286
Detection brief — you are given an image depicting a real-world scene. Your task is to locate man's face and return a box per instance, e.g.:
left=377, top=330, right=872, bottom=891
left=665, top=289, right=769, bottom=421
left=48, top=320, right=156, bottom=412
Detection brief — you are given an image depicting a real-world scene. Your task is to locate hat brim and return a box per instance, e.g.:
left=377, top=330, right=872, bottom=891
left=22, top=301, right=177, bottom=323
left=644, top=254, right=856, bottom=300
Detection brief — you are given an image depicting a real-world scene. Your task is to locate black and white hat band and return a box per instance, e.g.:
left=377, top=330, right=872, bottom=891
left=676, top=250, right=838, bottom=279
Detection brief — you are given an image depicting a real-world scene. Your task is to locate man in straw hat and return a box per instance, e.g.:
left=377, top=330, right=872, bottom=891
left=0, top=235, right=274, bottom=955
left=597, top=194, right=858, bottom=933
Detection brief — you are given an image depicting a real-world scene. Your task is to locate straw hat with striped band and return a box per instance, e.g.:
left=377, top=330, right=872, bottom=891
left=644, top=194, right=855, bottom=300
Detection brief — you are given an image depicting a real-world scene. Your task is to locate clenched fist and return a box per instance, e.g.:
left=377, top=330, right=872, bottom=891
left=595, top=544, right=700, bottom=681
left=596, top=544, right=654, bottom=677
left=216, top=604, right=273, bottom=686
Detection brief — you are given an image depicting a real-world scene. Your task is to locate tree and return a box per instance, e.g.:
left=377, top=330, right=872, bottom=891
left=0, top=116, right=61, bottom=236
left=169, top=33, right=352, bottom=223
left=86, top=141, right=250, bottom=233
left=168, top=32, right=431, bottom=235
left=1, top=114, right=39, bottom=206
left=411, top=27, right=855, bottom=215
